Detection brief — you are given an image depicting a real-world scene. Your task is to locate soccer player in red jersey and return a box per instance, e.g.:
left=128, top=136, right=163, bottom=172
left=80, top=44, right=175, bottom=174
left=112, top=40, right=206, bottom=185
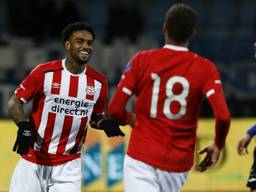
left=108, top=3, right=231, bottom=192
left=8, top=22, right=124, bottom=192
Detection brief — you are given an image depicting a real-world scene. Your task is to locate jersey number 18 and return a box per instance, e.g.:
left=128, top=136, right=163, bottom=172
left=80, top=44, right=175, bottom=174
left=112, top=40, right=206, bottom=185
left=150, top=73, right=189, bottom=120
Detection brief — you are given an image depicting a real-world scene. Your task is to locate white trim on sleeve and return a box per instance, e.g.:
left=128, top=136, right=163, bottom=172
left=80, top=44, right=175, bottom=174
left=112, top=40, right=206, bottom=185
left=206, top=89, right=215, bottom=98
left=20, top=84, right=26, bottom=90
left=122, top=87, right=132, bottom=95
left=20, top=98, right=28, bottom=103
left=215, top=80, right=222, bottom=84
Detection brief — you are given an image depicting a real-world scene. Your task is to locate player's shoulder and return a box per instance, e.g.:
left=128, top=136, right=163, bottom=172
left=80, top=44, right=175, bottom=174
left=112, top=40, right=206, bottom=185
left=190, top=51, right=216, bottom=68
left=133, top=47, right=184, bottom=60
left=86, top=65, right=108, bottom=85
left=130, top=48, right=159, bottom=64
left=133, top=48, right=159, bottom=58
left=31, top=59, right=63, bottom=74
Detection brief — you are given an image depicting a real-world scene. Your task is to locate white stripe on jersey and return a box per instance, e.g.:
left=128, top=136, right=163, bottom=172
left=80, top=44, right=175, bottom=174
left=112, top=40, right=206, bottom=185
left=48, top=115, right=65, bottom=154
left=77, top=73, right=87, bottom=100
left=91, top=79, right=102, bottom=116
left=35, top=72, right=53, bottom=150
left=77, top=126, right=87, bottom=152
left=64, top=117, right=82, bottom=154
left=64, top=75, right=87, bottom=153
left=206, top=89, right=215, bottom=98
left=48, top=70, right=71, bottom=154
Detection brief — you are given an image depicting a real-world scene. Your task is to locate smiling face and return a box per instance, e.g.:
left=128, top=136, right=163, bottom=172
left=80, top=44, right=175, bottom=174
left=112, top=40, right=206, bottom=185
left=65, top=30, right=93, bottom=65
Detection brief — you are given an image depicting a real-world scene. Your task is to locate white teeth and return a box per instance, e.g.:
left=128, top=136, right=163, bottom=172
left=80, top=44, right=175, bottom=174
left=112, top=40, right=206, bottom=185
left=80, top=51, right=89, bottom=55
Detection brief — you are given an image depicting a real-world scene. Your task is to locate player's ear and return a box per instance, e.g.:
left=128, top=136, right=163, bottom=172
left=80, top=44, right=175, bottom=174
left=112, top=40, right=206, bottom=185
left=64, top=41, right=71, bottom=51
left=163, top=22, right=171, bottom=39
left=162, top=22, right=168, bottom=34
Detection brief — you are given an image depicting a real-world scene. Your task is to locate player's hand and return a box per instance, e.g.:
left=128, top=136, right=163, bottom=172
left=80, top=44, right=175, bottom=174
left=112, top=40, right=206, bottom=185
left=237, top=134, right=251, bottom=156
left=196, top=143, right=220, bottom=172
left=13, top=121, right=35, bottom=155
left=100, top=118, right=125, bottom=137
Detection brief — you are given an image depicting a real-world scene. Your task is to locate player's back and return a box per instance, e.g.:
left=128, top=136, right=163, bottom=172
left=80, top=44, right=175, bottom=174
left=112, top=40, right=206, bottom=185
left=134, top=45, right=213, bottom=129
left=126, top=45, right=220, bottom=171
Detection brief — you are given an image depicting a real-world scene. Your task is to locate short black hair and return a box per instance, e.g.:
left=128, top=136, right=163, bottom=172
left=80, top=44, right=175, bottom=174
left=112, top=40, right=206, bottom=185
left=165, top=3, right=198, bottom=43
left=61, top=22, right=95, bottom=45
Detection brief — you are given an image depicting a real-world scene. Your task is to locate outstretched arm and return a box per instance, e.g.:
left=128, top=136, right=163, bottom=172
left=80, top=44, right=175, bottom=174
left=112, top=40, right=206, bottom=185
left=107, top=86, right=135, bottom=128
left=197, top=143, right=220, bottom=172
left=90, top=113, right=125, bottom=137
left=237, top=134, right=251, bottom=155
left=197, top=90, right=230, bottom=172
left=237, top=124, right=256, bottom=155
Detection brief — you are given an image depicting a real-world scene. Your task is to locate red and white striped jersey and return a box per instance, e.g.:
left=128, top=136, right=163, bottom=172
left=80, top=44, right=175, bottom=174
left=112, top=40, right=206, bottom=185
left=15, top=59, right=108, bottom=165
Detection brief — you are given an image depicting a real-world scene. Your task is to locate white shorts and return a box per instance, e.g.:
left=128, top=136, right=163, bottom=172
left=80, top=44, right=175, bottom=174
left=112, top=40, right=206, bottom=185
left=124, top=155, right=188, bottom=192
left=10, top=158, right=82, bottom=192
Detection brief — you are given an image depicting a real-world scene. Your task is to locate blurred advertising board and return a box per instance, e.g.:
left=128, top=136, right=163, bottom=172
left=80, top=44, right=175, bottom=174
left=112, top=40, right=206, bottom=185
left=0, top=119, right=255, bottom=191
left=82, top=119, right=254, bottom=191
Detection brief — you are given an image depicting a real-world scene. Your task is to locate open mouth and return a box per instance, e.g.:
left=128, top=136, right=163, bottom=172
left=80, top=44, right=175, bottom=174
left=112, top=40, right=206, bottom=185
left=79, top=51, right=89, bottom=56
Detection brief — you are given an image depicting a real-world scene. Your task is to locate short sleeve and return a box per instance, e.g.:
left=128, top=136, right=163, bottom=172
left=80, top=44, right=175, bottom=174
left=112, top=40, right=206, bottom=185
left=15, top=66, right=43, bottom=103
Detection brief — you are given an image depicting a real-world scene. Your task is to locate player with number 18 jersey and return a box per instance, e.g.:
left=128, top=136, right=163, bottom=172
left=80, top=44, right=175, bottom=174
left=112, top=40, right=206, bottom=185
left=109, top=44, right=230, bottom=172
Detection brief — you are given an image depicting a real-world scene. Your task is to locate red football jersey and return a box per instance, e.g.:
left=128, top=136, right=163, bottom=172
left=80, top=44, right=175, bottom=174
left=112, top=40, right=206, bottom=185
left=109, top=45, right=230, bottom=172
left=15, top=59, right=108, bottom=165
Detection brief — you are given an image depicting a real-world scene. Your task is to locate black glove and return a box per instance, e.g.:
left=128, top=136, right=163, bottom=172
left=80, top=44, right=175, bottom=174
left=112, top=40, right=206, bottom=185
left=100, top=118, right=125, bottom=137
left=13, top=121, right=35, bottom=155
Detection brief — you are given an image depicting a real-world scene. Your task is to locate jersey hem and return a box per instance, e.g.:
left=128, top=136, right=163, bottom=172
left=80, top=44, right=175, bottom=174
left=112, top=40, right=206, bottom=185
left=126, top=152, right=192, bottom=172
left=22, top=149, right=81, bottom=166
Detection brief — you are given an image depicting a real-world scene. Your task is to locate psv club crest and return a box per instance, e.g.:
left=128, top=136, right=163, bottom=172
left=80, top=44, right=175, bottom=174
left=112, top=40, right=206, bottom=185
left=86, top=86, right=95, bottom=96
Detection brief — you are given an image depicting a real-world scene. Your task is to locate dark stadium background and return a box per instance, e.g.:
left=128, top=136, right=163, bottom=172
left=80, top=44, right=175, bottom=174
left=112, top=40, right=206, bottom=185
left=0, top=0, right=255, bottom=191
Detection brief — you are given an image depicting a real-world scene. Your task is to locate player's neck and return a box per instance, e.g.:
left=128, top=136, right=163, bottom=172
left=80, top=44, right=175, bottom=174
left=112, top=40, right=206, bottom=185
left=165, top=39, right=189, bottom=48
left=65, top=58, right=86, bottom=74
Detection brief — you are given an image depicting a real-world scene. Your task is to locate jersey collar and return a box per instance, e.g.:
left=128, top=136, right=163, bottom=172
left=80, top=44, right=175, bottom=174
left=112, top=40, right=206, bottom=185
left=62, top=58, right=87, bottom=76
left=163, top=44, right=188, bottom=51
